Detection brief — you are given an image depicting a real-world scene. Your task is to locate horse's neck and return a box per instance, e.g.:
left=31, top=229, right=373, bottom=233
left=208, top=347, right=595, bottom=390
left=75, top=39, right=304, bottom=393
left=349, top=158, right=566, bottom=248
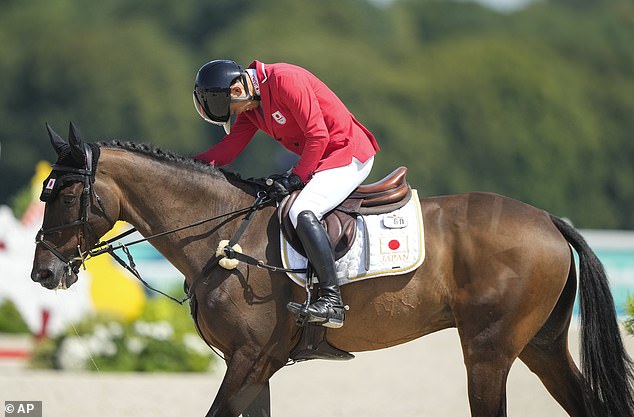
left=98, top=148, right=253, bottom=276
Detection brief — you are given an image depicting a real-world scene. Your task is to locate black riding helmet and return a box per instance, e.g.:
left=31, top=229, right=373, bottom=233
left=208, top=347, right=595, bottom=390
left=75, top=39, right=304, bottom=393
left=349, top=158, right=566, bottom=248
left=193, top=60, right=258, bottom=134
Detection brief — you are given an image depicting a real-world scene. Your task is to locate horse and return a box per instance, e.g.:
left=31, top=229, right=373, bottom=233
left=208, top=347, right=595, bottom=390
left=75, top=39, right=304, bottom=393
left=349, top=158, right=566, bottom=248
left=31, top=123, right=634, bottom=417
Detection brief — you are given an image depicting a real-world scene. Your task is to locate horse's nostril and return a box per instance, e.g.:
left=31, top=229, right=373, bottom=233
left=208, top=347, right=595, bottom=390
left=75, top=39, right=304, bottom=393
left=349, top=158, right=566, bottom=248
left=35, top=269, right=52, bottom=281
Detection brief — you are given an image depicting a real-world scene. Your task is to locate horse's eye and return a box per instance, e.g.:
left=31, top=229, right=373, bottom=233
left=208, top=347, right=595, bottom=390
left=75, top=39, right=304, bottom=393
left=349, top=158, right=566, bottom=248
left=62, top=194, right=77, bottom=205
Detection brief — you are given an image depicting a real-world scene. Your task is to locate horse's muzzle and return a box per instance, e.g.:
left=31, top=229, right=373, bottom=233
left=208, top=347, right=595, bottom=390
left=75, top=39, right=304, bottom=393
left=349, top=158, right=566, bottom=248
left=31, top=264, right=78, bottom=290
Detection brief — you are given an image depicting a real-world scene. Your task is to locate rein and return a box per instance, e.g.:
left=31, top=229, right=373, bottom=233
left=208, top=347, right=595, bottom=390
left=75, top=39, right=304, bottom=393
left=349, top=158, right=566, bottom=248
left=89, top=193, right=272, bottom=304
left=91, top=191, right=307, bottom=304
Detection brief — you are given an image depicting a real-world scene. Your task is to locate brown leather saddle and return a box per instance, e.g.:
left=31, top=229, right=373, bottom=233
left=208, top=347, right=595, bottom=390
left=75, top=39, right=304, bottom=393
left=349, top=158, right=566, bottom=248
left=278, top=166, right=411, bottom=260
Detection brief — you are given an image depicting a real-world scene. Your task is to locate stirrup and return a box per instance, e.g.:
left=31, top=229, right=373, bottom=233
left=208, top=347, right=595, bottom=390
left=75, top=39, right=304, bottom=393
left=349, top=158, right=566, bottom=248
left=287, top=302, right=311, bottom=326
left=322, top=307, right=345, bottom=329
left=287, top=302, right=346, bottom=328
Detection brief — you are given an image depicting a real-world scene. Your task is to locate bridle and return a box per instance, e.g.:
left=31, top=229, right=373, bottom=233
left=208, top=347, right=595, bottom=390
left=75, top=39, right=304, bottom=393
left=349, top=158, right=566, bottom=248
left=35, top=144, right=110, bottom=277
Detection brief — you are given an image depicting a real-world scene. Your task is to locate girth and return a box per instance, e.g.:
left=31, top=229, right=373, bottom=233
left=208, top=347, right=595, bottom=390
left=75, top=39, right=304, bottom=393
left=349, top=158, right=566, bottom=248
left=278, top=166, right=411, bottom=260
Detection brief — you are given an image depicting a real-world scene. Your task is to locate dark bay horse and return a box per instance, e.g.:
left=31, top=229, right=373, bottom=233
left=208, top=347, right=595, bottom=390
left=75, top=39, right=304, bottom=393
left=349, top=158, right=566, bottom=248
left=31, top=124, right=634, bottom=417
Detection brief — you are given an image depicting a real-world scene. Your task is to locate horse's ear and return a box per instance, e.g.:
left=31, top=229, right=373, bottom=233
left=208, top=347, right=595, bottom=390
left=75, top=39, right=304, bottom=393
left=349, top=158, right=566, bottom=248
left=45, top=122, right=66, bottom=155
left=67, top=121, right=84, bottom=163
left=68, top=121, right=83, bottom=147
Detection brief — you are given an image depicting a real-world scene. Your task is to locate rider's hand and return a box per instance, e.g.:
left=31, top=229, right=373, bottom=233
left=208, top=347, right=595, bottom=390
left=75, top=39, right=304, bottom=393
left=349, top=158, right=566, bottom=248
left=265, top=172, right=304, bottom=201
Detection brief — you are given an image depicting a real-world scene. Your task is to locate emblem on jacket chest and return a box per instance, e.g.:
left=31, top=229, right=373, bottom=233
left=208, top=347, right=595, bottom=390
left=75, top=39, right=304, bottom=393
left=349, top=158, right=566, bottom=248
left=272, top=111, right=287, bottom=125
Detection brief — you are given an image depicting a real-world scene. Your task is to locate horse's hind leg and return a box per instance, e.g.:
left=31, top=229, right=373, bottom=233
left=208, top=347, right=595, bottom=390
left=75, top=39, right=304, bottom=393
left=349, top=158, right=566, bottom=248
left=518, top=267, right=592, bottom=417
left=519, top=342, right=589, bottom=417
left=456, top=249, right=570, bottom=415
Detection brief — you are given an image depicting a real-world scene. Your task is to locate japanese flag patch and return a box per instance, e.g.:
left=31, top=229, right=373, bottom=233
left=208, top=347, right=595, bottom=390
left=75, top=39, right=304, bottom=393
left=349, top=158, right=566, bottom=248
left=45, top=178, right=56, bottom=190
left=272, top=111, right=287, bottom=125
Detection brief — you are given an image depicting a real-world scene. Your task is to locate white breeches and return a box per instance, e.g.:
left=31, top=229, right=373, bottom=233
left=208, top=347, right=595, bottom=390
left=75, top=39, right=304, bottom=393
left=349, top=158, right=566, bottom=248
left=289, top=156, right=374, bottom=228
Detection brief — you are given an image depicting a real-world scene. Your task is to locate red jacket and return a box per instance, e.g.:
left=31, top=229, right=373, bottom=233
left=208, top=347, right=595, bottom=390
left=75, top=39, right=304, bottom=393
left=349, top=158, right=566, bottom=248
left=195, top=61, right=379, bottom=183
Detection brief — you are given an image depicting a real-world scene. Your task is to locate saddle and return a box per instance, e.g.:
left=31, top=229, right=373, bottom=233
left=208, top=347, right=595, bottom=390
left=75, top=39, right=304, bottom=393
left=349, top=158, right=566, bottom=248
left=278, top=167, right=411, bottom=260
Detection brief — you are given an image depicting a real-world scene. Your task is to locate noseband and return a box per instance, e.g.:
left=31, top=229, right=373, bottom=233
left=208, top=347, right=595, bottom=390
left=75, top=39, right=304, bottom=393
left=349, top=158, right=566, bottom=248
left=35, top=144, right=110, bottom=275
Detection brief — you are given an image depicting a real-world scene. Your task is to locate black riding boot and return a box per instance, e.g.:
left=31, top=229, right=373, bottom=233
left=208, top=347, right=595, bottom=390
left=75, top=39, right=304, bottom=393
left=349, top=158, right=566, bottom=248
left=287, top=210, right=345, bottom=328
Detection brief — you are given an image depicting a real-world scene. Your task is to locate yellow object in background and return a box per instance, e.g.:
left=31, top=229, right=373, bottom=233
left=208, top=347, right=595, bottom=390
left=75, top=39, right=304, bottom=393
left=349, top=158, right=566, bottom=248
left=86, top=222, right=146, bottom=321
left=32, top=161, right=52, bottom=188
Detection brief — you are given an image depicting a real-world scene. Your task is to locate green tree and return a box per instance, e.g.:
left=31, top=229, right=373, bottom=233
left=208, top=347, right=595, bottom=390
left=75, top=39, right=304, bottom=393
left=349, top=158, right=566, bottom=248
left=0, top=0, right=632, bottom=228
left=0, top=0, right=204, bottom=203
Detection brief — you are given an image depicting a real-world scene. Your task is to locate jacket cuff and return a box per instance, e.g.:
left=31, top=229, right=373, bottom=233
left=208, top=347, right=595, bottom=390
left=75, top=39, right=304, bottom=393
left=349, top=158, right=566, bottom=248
left=292, top=169, right=311, bottom=184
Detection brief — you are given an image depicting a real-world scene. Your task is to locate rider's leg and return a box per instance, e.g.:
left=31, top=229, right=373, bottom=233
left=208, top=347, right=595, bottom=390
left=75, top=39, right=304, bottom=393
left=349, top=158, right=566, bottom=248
left=289, top=157, right=374, bottom=227
left=287, top=157, right=374, bottom=328
left=288, top=210, right=344, bottom=328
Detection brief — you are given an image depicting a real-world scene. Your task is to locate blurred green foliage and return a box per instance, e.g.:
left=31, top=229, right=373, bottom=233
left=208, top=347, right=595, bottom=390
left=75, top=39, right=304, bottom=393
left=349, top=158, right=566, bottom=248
left=626, top=296, right=634, bottom=336
left=0, top=0, right=632, bottom=228
left=0, top=299, right=30, bottom=334
left=30, top=296, right=214, bottom=372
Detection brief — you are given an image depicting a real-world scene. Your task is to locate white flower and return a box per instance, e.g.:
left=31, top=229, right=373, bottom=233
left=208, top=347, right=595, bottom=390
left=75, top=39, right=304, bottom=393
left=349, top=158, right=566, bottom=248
left=101, top=340, right=117, bottom=356
left=126, top=337, right=146, bottom=354
left=92, top=324, right=111, bottom=342
left=150, top=321, right=174, bottom=341
left=183, top=333, right=209, bottom=355
left=86, top=334, right=117, bottom=357
left=133, top=321, right=150, bottom=337
left=133, top=320, right=174, bottom=341
left=57, top=336, right=90, bottom=370
left=107, top=322, right=124, bottom=337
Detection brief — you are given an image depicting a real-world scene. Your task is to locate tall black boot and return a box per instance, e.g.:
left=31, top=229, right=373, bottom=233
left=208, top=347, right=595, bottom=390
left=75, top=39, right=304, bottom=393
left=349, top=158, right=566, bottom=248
left=287, top=210, right=345, bottom=328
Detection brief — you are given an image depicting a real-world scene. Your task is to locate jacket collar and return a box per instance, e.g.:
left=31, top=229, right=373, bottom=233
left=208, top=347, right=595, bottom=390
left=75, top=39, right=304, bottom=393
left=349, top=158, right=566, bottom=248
left=248, top=60, right=268, bottom=84
left=249, top=60, right=274, bottom=134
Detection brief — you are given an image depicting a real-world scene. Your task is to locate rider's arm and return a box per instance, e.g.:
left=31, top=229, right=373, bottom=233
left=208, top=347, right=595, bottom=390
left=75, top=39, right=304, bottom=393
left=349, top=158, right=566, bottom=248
left=195, top=115, right=258, bottom=166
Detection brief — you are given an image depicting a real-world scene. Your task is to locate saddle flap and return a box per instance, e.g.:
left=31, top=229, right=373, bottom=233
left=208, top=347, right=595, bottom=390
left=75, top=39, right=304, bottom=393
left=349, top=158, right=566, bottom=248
left=279, top=192, right=357, bottom=261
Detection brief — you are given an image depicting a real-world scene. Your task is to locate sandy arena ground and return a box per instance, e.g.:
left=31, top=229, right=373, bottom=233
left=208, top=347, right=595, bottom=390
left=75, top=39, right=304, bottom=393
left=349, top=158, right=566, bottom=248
left=2, top=324, right=633, bottom=417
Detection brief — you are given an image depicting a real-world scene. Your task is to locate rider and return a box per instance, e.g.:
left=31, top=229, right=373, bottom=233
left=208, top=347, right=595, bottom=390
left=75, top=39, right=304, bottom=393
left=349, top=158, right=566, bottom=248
left=193, top=59, right=379, bottom=328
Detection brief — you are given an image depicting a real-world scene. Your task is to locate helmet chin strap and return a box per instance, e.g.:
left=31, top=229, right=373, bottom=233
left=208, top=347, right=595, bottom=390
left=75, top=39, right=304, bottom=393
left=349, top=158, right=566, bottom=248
left=224, top=73, right=260, bottom=134
left=222, top=119, right=232, bottom=135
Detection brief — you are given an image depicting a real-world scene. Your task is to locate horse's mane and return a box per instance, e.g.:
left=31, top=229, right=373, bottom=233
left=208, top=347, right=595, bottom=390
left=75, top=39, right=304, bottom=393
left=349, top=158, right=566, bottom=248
left=98, top=140, right=246, bottom=184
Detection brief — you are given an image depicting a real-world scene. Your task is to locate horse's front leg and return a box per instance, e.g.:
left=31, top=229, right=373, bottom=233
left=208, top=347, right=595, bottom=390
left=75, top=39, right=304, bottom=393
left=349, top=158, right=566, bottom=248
left=206, top=348, right=281, bottom=417
left=198, top=260, right=295, bottom=417
left=242, top=380, right=271, bottom=417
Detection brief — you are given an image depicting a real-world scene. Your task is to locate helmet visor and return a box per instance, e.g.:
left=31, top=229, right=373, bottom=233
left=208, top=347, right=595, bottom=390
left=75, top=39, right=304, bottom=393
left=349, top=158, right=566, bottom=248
left=193, top=88, right=232, bottom=120
left=193, top=92, right=232, bottom=134
left=192, top=91, right=231, bottom=135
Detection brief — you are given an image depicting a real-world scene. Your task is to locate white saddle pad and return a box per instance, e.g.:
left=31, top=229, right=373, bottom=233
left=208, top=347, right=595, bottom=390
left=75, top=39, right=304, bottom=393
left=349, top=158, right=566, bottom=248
left=280, top=189, right=425, bottom=286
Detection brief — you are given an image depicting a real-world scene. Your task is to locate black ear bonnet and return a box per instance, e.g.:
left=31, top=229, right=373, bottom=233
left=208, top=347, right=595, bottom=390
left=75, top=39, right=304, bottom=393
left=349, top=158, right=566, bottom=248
left=39, top=123, right=101, bottom=202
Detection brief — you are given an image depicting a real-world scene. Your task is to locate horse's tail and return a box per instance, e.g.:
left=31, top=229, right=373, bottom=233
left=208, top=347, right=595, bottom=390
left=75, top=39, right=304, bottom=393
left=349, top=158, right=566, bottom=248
left=550, top=214, right=634, bottom=417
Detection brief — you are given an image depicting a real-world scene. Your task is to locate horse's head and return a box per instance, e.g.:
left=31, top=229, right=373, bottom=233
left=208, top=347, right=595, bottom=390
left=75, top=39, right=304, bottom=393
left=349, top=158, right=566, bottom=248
left=31, top=122, right=118, bottom=290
